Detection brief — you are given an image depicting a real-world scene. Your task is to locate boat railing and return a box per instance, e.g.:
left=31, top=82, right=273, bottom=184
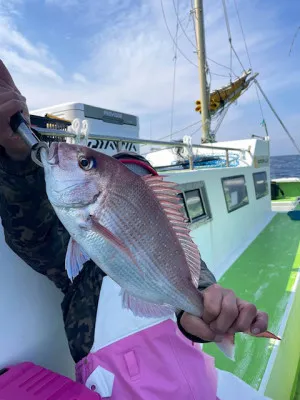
left=33, top=126, right=251, bottom=169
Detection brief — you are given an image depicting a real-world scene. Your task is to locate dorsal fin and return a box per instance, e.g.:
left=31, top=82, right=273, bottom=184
left=142, top=175, right=201, bottom=287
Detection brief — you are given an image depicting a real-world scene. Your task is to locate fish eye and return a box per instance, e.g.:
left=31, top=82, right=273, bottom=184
left=78, top=155, right=95, bottom=171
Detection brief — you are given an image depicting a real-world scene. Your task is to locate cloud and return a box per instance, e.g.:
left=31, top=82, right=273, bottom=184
left=0, top=2, right=63, bottom=84
left=73, top=73, right=87, bottom=84
left=0, top=17, right=39, bottom=57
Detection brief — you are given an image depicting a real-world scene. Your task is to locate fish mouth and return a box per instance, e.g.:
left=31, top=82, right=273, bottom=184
left=48, top=142, right=59, bottom=165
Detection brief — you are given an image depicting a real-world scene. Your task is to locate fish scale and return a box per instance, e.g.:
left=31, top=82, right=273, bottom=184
left=83, top=200, right=181, bottom=307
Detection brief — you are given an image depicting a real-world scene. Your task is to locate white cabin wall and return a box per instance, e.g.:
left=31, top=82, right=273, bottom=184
left=168, top=165, right=273, bottom=280
left=0, top=222, right=75, bottom=378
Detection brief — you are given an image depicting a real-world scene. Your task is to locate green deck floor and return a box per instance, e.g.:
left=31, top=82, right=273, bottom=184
left=203, top=212, right=300, bottom=392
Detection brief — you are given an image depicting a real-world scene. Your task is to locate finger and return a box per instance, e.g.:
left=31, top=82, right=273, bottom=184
left=202, top=284, right=223, bottom=324
left=0, top=60, right=19, bottom=91
left=228, top=300, right=257, bottom=333
left=210, top=290, right=239, bottom=334
left=250, top=311, right=268, bottom=335
left=0, top=91, right=25, bottom=105
left=180, top=313, right=223, bottom=342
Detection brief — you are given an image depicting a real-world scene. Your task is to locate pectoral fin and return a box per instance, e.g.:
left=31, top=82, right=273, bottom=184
left=65, top=238, right=90, bottom=281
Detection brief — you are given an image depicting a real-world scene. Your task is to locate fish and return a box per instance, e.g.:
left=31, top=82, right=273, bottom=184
left=40, top=142, right=280, bottom=359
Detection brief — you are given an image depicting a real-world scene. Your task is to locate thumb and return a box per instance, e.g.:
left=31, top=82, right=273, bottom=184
left=250, top=311, right=268, bottom=335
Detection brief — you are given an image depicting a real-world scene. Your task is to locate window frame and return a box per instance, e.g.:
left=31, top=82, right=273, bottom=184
left=177, top=181, right=212, bottom=227
left=221, top=174, right=249, bottom=213
left=253, top=171, right=269, bottom=200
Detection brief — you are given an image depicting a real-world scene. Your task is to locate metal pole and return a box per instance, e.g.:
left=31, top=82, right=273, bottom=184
left=225, top=150, right=229, bottom=167
left=194, top=0, right=211, bottom=143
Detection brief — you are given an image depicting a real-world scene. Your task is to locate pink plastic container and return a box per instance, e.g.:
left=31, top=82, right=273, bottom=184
left=0, top=362, right=101, bottom=399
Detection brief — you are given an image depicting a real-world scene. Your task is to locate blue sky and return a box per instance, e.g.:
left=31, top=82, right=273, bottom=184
left=1, top=0, right=300, bottom=155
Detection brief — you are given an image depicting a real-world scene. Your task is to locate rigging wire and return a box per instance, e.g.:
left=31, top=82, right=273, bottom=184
left=231, top=1, right=299, bottom=152
left=159, top=120, right=202, bottom=141
left=221, top=0, right=246, bottom=72
left=211, top=104, right=230, bottom=137
left=140, top=120, right=202, bottom=148
left=172, top=0, right=235, bottom=76
left=207, top=57, right=238, bottom=76
left=255, top=80, right=300, bottom=154
left=210, top=71, right=230, bottom=78
left=172, top=0, right=196, bottom=49
left=170, top=0, right=180, bottom=140
left=188, top=0, right=232, bottom=75
left=232, top=0, right=267, bottom=134
left=161, top=0, right=198, bottom=67
left=289, top=26, right=300, bottom=56
left=177, top=13, right=192, bottom=41
left=221, top=0, right=233, bottom=81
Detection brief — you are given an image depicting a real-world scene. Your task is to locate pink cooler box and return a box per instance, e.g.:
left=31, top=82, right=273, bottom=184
left=0, top=362, right=100, bottom=399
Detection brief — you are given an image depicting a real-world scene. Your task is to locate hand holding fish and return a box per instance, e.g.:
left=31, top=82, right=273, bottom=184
left=180, top=284, right=269, bottom=351
left=0, top=60, right=30, bottom=161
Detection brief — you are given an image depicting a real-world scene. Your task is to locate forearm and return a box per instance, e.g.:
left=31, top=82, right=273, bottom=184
left=0, top=148, right=70, bottom=293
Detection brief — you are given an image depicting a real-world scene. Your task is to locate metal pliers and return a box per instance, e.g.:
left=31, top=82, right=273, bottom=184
left=10, top=112, right=49, bottom=167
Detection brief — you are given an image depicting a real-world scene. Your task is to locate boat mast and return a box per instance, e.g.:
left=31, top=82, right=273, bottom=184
left=194, top=0, right=211, bottom=143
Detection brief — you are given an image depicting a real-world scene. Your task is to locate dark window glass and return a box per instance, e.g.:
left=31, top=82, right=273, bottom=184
left=253, top=171, right=269, bottom=199
left=222, top=175, right=249, bottom=212
left=185, top=189, right=205, bottom=220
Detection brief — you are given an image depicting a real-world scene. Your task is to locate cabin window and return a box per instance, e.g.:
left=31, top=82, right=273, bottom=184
left=222, top=175, right=249, bottom=213
left=177, top=181, right=211, bottom=225
left=253, top=171, right=269, bottom=199
left=185, top=189, right=205, bottom=220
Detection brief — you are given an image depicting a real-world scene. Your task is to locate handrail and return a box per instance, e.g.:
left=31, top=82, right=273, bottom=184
left=35, top=127, right=249, bottom=154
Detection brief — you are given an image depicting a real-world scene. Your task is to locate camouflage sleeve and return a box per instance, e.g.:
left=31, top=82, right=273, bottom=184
left=0, top=148, right=71, bottom=294
left=0, top=148, right=107, bottom=363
